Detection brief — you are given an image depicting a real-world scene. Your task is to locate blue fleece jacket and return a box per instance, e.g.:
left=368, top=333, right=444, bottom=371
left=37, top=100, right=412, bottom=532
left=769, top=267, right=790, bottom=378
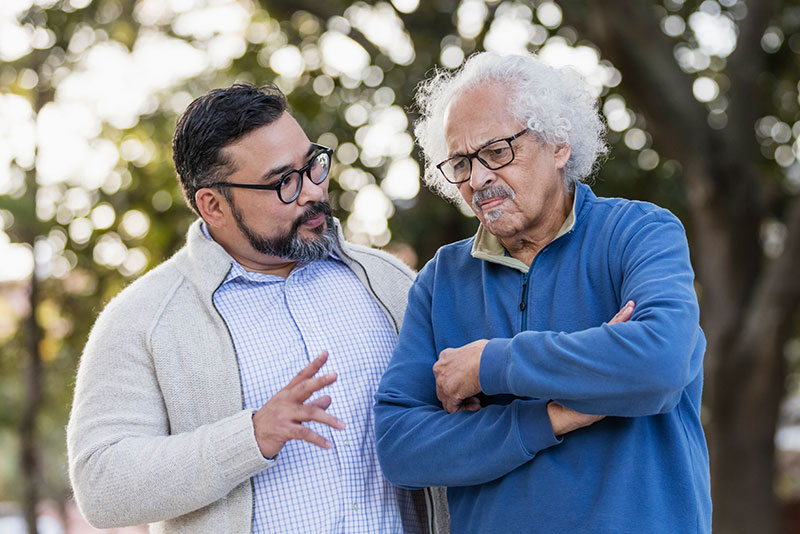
left=375, top=183, right=711, bottom=533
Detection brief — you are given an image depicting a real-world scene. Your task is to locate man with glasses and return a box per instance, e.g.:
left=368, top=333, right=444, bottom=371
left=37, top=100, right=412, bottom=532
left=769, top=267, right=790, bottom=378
left=68, top=84, right=446, bottom=534
left=375, top=52, right=711, bottom=533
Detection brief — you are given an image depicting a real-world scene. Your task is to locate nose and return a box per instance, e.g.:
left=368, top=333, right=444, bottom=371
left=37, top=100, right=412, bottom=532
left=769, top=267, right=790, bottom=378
left=296, top=173, right=327, bottom=206
left=468, top=158, right=496, bottom=191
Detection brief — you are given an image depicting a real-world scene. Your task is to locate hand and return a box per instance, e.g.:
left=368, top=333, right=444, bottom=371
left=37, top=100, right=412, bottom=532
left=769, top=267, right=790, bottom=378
left=547, top=401, right=604, bottom=436
left=609, top=300, right=635, bottom=325
left=433, top=339, right=488, bottom=413
left=252, top=351, right=345, bottom=459
left=545, top=300, right=636, bottom=436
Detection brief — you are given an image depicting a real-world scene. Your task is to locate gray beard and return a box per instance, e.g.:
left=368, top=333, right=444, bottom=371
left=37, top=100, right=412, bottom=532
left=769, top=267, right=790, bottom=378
left=472, top=185, right=516, bottom=222
left=231, top=200, right=337, bottom=263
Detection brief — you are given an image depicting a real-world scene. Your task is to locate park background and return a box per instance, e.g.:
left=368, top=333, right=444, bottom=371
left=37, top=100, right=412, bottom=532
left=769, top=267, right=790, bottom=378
left=1, top=0, right=800, bottom=532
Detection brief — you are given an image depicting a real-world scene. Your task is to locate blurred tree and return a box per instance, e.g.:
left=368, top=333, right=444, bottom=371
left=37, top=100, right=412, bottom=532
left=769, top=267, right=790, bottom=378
left=2, top=1, right=799, bottom=534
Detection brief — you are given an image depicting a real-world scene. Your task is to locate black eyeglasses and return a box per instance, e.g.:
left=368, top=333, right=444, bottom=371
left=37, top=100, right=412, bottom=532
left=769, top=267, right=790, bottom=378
left=207, top=144, right=333, bottom=204
left=436, top=129, right=528, bottom=184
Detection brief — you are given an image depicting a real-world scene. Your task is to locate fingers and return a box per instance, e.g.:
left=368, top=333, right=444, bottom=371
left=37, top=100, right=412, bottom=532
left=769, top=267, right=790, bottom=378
left=459, top=397, right=482, bottom=412
left=296, top=403, right=345, bottom=431
left=547, top=401, right=606, bottom=436
left=291, top=372, right=338, bottom=403
left=292, top=425, right=333, bottom=450
left=287, top=351, right=329, bottom=388
left=609, top=300, right=635, bottom=325
left=254, top=352, right=343, bottom=457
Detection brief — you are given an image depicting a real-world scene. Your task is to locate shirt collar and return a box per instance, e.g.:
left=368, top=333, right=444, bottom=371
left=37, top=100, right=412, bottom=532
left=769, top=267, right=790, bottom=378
left=470, top=184, right=580, bottom=273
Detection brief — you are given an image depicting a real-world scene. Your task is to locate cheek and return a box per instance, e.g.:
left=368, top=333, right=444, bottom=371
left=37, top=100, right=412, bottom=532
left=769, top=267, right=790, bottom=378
left=458, top=183, right=473, bottom=204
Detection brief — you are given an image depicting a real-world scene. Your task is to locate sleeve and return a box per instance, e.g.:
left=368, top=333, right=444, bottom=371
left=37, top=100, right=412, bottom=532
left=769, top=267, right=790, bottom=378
left=374, top=265, right=561, bottom=489
left=479, top=212, right=706, bottom=416
left=67, top=299, right=273, bottom=528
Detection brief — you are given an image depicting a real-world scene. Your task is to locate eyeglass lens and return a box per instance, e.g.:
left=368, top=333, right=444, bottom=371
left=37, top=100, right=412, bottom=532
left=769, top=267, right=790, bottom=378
left=278, top=150, right=332, bottom=203
left=442, top=139, right=515, bottom=183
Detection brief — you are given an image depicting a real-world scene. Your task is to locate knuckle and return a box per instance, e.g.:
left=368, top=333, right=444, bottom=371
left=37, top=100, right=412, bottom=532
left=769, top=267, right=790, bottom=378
left=299, top=426, right=315, bottom=441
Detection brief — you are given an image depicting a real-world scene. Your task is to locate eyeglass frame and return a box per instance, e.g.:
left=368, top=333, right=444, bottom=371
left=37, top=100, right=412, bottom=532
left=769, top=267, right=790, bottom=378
left=436, top=129, right=529, bottom=184
left=206, top=143, right=333, bottom=204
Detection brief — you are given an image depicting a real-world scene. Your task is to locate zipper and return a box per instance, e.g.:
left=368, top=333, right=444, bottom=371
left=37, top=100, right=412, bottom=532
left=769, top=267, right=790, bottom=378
left=520, top=268, right=532, bottom=331
left=210, top=265, right=258, bottom=532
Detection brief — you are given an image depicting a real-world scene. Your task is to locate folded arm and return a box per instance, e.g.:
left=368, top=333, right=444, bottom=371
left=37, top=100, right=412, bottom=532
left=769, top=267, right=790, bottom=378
left=479, top=218, right=704, bottom=416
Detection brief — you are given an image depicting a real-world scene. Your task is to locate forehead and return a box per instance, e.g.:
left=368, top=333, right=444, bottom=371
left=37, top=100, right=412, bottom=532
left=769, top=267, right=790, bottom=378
left=443, top=82, right=518, bottom=152
left=223, top=112, right=310, bottom=177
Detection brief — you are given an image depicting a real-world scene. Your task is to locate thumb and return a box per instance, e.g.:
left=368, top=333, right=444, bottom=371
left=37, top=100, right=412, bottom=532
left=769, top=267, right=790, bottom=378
left=308, top=395, right=332, bottom=410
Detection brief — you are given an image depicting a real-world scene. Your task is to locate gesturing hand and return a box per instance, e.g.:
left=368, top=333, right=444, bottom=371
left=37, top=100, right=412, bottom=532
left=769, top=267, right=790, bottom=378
left=252, top=351, right=345, bottom=459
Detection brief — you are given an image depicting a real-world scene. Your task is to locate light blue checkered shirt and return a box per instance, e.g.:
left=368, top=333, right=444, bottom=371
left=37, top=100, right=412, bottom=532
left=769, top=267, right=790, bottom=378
left=203, top=226, right=420, bottom=533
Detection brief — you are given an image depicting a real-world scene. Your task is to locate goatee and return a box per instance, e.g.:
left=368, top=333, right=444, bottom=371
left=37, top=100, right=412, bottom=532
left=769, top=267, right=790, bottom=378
left=231, top=200, right=337, bottom=263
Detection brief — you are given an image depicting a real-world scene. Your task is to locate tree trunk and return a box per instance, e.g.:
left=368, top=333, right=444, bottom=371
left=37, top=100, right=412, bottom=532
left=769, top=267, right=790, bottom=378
left=20, top=166, right=41, bottom=534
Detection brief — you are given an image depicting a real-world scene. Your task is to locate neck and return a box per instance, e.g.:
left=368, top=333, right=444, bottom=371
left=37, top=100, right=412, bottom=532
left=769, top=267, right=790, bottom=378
left=500, top=190, right=573, bottom=266
left=235, top=256, right=298, bottom=278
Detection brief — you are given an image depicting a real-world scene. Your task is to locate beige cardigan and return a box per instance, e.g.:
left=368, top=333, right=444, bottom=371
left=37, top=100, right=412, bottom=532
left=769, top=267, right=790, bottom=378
left=67, top=219, right=448, bottom=534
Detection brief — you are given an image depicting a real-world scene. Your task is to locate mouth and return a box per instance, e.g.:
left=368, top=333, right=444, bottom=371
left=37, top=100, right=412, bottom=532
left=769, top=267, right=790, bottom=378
left=301, top=213, right=326, bottom=229
left=293, top=201, right=332, bottom=234
left=478, top=196, right=507, bottom=211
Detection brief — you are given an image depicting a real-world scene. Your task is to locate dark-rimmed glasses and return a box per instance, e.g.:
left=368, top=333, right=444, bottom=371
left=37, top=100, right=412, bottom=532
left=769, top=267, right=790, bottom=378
left=436, top=129, right=528, bottom=184
left=207, top=144, right=333, bottom=204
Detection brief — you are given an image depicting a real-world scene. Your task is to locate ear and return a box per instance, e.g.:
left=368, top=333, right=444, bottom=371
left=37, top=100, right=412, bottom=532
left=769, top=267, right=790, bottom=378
left=554, top=143, right=571, bottom=170
left=196, top=188, right=229, bottom=228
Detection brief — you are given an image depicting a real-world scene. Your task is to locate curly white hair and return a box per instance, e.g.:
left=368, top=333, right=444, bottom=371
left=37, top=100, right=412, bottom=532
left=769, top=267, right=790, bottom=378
left=413, top=51, right=608, bottom=203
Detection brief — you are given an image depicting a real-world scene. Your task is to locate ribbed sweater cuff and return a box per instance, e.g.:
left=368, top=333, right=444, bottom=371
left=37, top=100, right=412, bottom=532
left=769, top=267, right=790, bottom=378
left=479, top=338, right=512, bottom=395
left=211, top=409, right=275, bottom=487
left=516, top=400, right=562, bottom=456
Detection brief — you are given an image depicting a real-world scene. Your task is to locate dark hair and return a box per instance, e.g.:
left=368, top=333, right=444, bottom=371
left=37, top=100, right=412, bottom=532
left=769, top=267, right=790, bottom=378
left=172, top=83, right=287, bottom=215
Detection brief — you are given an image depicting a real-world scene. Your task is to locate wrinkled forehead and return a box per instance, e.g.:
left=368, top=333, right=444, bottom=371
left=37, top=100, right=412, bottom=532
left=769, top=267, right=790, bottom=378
left=443, top=81, right=519, bottom=148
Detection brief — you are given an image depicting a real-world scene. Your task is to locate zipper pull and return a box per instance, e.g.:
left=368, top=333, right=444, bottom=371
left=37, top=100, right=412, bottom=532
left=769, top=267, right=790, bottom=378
left=520, top=280, right=527, bottom=311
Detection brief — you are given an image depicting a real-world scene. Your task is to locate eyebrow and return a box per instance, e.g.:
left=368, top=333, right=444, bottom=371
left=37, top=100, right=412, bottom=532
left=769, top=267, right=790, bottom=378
left=449, top=135, right=508, bottom=159
left=261, top=143, right=317, bottom=182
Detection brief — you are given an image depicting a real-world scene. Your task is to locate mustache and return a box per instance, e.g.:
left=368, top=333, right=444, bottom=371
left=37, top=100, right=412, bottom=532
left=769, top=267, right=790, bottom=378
left=291, top=201, right=332, bottom=232
left=471, top=186, right=516, bottom=211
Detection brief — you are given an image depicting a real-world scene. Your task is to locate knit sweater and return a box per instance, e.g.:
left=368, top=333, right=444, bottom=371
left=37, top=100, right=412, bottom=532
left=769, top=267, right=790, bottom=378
left=67, top=219, right=448, bottom=534
left=375, top=184, right=711, bottom=533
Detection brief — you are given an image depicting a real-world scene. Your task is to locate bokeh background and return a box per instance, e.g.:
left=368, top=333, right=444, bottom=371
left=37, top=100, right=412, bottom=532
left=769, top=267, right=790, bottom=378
left=1, top=0, right=800, bottom=533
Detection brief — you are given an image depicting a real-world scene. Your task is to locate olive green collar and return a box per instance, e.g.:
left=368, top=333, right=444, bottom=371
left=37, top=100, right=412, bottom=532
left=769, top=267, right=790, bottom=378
left=470, top=191, right=577, bottom=273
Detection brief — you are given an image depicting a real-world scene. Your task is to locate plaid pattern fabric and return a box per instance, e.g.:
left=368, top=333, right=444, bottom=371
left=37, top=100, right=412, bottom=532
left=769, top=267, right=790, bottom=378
left=207, top=228, right=419, bottom=533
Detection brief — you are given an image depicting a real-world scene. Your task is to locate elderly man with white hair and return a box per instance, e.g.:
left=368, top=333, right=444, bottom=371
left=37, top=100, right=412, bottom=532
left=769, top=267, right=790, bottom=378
left=374, top=52, right=711, bottom=533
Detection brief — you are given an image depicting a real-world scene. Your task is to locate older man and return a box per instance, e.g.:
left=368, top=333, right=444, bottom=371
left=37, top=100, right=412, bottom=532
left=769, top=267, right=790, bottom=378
left=68, top=84, right=446, bottom=533
left=375, top=53, right=711, bottom=533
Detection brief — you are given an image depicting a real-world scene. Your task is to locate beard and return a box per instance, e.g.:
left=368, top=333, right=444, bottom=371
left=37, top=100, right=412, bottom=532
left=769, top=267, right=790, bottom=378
left=230, top=200, right=337, bottom=263
left=472, top=185, right=516, bottom=222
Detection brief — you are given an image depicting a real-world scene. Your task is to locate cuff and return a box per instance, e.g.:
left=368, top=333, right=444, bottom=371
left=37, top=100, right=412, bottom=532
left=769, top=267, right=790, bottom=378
left=210, top=409, right=277, bottom=489
left=515, top=400, right=562, bottom=456
left=479, top=338, right=512, bottom=395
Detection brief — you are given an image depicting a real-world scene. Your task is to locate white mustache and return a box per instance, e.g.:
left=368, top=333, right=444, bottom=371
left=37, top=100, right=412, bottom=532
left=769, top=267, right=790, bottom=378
left=472, top=186, right=516, bottom=212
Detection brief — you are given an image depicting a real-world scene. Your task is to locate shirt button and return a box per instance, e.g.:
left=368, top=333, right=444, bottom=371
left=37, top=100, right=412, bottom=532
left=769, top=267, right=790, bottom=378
left=343, top=440, right=350, bottom=446
left=352, top=503, right=358, bottom=511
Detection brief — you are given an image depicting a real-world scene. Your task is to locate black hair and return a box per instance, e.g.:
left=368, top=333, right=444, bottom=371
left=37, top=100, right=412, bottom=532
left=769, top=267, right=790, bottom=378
left=172, top=83, right=287, bottom=215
